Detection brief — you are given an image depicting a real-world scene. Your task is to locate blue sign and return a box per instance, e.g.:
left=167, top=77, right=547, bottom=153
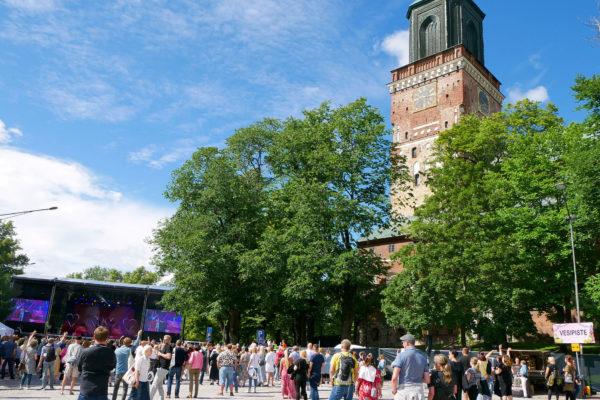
left=257, top=329, right=266, bottom=345
left=206, top=326, right=213, bottom=343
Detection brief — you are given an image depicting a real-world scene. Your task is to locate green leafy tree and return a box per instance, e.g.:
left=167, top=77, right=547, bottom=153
left=123, top=266, right=161, bottom=285
left=383, top=100, right=586, bottom=345
left=152, top=143, right=266, bottom=343
left=572, top=75, right=600, bottom=322
left=0, top=221, right=29, bottom=319
left=66, top=265, right=160, bottom=285
left=67, top=266, right=124, bottom=282
left=255, top=99, right=406, bottom=340
left=583, top=274, right=600, bottom=321
left=153, top=99, right=405, bottom=343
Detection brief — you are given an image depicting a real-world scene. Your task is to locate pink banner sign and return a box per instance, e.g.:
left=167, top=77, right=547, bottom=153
left=553, top=323, right=595, bottom=344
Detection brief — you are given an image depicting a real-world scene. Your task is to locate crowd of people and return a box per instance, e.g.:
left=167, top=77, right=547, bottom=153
left=0, top=329, right=584, bottom=400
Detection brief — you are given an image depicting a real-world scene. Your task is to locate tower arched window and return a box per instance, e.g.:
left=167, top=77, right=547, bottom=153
left=419, top=16, right=439, bottom=59
left=450, top=2, right=461, bottom=46
left=465, top=21, right=480, bottom=61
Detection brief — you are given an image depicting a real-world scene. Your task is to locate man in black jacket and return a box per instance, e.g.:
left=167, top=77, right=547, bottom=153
left=167, top=340, right=187, bottom=398
left=78, top=326, right=116, bottom=400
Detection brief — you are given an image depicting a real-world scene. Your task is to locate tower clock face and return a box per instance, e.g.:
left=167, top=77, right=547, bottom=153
left=479, top=89, right=490, bottom=114
left=413, top=82, right=437, bottom=111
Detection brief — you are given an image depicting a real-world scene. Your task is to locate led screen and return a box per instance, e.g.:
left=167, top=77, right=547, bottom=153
left=61, top=304, right=140, bottom=338
left=144, top=309, right=182, bottom=334
left=7, top=298, right=49, bottom=324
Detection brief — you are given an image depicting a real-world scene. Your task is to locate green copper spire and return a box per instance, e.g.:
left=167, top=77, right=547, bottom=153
left=406, top=0, right=485, bottom=65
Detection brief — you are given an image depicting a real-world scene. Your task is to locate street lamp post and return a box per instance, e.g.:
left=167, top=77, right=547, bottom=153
left=0, top=206, right=58, bottom=221
left=556, top=183, right=584, bottom=388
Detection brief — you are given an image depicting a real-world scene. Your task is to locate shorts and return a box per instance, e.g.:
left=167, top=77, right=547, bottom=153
left=219, top=366, right=235, bottom=387
left=394, top=384, right=425, bottom=400
left=64, top=363, right=79, bottom=379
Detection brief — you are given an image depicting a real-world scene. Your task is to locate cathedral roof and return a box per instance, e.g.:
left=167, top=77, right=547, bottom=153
left=406, top=0, right=485, bottom=19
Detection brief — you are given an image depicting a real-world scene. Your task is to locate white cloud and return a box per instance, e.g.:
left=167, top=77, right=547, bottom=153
left=3, top=0, right=57, bottom=13
left=128, top=145, right=157, bottom=164
left=508, top=85, right=550, bottom=103
left=0, top=119, right=22, bottom=143
left=381, top=30, right=410, bottom=67
left=43, top=79, right=137, bottom=122
left=0, top=147, right=172, bottom=277
left=128, top=137, right=216, bottom=169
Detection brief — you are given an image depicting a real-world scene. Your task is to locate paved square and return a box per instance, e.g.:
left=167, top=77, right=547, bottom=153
left=0, top=375, right=562, bottom=400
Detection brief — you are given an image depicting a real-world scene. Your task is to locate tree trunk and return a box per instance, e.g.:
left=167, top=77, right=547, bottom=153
left=460, top=324, right=466, bottom=347
left=228, top=309, right=241, bottom=343
left=359, top=319, right=367, bottom=347
left=340, top=282, right=355, bottom=340
left=221, top=321, right=229, bottom=344
left=307, top=314, right=315, bottom=342
left=564, top=299, right=573, bottom=323
left=292, top=313, right=306, bottom=345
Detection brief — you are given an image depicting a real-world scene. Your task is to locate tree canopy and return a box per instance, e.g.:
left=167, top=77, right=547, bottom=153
left=0, top=221, right=29, bottom=320
left=66, top=265, right=161, bottom=285
left=152, top=98, right=407, bottom=343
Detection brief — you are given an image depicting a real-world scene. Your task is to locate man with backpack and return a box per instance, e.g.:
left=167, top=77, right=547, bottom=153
left=328, top=339, right=358, bottom=400
left=38, top=337, right=57, bottom=390
left=391, top=334, right=430, bottom=400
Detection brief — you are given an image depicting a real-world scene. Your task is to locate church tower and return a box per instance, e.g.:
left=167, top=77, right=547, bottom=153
left=390, top=0, right=503, bottom=216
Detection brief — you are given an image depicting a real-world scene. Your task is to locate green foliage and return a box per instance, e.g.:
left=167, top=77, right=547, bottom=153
left=152, top=99, right=405, bottom=343
left=0, top=221, right=29, bottom=320
left=573, top=75, right=600, bottom=114
left=66, top=265, right=160, bottom=285
left=0, top=221, right=29, bottom=275
left=583, top=274, right=600, bottom=321
left=153, top=143, right=265, bottom=343
left=384, top=78, right=600, bottom=344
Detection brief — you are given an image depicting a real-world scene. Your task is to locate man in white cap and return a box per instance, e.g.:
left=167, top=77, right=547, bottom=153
left=391, top=334, right=430, bottom=400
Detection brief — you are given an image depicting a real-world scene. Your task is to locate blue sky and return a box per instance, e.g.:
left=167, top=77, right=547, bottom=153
left=0, top=0, right=598, bottom=276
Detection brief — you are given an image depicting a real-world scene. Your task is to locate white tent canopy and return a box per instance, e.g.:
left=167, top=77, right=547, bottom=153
left=0, top=322, right=14, bottom=336
left=333, top=344, right=365, bottom=350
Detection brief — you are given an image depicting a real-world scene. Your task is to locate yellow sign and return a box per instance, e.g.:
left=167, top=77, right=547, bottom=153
left=571, top=343, right=581, bottom=352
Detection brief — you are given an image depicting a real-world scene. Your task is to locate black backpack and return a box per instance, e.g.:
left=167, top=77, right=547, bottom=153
left=336, top=354, right=355, bottom=383
left=44, top=345, right=56, bottom=362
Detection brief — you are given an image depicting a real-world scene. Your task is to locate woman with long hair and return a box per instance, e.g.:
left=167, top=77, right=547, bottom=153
left=135, top=345, right=153, bottom=400
left=545, top=356, right=561, bottom=400
left=494, top=355, right=513, bottom=400
left=239, top=347, right=250, bottom=388
left=356, top=354, right=382, bottom=400
left=563, top=355, right=578, bottom=400
left=187, top=345, right=203, bottom=399
left=289, top=350, right=309, bottom=400
left=19, top=331, right=37, bottom=390
left=209, top=345, right=220, bottom=385
left=265, top=345, right=276, bottom=387
left=464, top=357, right=480, bottom=400
left=280, top=350, right=296, bottom=400
left=248, top=346, right=260, bottom=393
left=477, top=352, right=492, bottom=400
left=428, top=354, right=456, bottom=400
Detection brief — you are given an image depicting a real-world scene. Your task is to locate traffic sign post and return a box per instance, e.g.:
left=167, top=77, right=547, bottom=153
left=553, top=322, right=595, bottom=398
left=206, top=326, right=213, bottom=343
